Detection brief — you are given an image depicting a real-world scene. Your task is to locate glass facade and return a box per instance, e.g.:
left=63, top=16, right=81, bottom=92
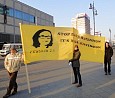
left=0, top=4, right=3, bottom=15
left=14, top=9, right=22, bottom=19
left=0, top=33, right=21, bottom=43
left=0, top=4, right=35, bottom=23
left=0, top=4, right=3, bottom=14
left=0, top=2, right=54, bottom=43
left=8, top=8, right=13, bottom=16
left=10, top=8, right=35, bottom=23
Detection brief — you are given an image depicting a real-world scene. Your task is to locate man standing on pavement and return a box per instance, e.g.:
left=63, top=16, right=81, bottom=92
left=3, top=47, right=23, bottom=98
left=104, top=42, right=113, bottom=75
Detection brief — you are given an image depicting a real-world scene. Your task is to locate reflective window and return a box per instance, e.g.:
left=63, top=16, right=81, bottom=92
left=14, top=9, right=22, bottom=19
left=23, top=12, right=29, bottom=21
left=30, top=15, right=35, bottom=23
left=0, top=4, right=35, bottom=23
left=9, top=8, right=13, bottom=16
left=0, top=4, right=3, bottom=15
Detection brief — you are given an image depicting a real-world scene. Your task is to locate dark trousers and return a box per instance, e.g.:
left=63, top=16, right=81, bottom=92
left=104, top=60, right=111, bottom=73
left=72, top=67, right=82, bottom=85
left=7, top=71, right=18, bottom=92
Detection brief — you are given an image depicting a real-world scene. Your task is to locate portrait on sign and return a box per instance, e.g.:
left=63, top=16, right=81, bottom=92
left=32, top=29, right=53, bottom=48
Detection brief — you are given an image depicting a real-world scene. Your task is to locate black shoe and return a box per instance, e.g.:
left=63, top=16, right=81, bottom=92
left=105, top=73, right=107, bottom=75
left=77, top=84, right=82, bottom=87
left=108, top=73, right=111, bottom=75
left=3, top=94, right=10, bottom=98
left=72, top=82, right=78, bottom=84
left=12, top=91, right=17, bottom=95
left=3, top=88, right=11, bottom=98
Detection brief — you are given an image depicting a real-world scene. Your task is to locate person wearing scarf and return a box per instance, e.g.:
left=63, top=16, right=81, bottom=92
left=69, top=45, right=82, bottom=87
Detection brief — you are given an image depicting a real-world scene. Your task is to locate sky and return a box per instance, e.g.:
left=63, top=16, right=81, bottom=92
left=18, top=0, right=115, bottom=40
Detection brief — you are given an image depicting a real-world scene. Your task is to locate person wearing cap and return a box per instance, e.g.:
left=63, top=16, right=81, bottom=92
left=3, top=47, right=23, bottom=98
left=104, top=42, right=113, bottom=75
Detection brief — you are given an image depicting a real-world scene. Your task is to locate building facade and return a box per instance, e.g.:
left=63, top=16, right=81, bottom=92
left=71, top=13, right=90, bottom=34
left=0, top=0, right=54, bottom=43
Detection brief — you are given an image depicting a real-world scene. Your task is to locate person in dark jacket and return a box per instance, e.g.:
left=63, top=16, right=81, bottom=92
left=69, top=45, right=82, bottom=87
left=104, top=42, right=113, bottom=75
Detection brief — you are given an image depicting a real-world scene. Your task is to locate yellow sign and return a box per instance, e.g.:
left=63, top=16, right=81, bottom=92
left=20, top=24, right=59, bottom=64
left=73, top=28, right=105, bottom=63
left=56, top=27, right=74, bottom=60
left=20, top=24, right=105, bottom=64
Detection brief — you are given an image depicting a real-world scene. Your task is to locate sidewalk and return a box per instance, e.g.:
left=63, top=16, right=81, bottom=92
left=0, top=57, right=115, bottom=98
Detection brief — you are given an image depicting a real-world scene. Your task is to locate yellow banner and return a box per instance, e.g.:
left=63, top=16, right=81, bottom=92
left=20, top=24, right=105, bottom=64
left=20, top=24, right=59, bottom=64
left=56, top=27, right=73, bottom=60
left=73, top=28, right=105, bottom=63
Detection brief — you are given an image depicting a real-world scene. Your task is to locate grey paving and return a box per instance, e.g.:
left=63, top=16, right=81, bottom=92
left=0, top=50, right=115, bottom=98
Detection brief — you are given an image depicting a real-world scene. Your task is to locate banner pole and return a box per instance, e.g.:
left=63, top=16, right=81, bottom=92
left=71, top=67, right=73, bottom=84
left=25, top=64, right=31, bottom=94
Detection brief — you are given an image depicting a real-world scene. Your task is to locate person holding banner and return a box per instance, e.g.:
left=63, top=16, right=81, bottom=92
left=69, top=45, right=82, bottom=87
left=104, top=42, right=113, bottom=75
left=3, top=47, right=23, bottom=98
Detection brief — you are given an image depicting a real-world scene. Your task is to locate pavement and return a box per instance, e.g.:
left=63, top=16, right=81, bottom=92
left=0, top=50, right=115, bottom=98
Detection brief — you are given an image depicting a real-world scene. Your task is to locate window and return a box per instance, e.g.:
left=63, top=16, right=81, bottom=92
left=0, top=4, right=35, bottom=23
left=0, top=4, right=3, bottom=15
left=8, top=8, right=13, bottom=16
left=14, top=9, right=22, bottom=19
left=0, top=5, right=11, bottom=16
left=23, top=12, right=29, bottom=21
left=30, top=15, right=35, bottom=23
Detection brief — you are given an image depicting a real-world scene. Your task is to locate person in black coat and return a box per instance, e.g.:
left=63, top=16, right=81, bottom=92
left=104, top=42, right=113, bottom=75
left=69, top=45, right=82, bottom=87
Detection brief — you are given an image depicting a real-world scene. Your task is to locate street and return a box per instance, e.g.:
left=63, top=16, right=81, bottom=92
left=0, top=49, right=115, bottom=98
left=0, top=56, right=4, bottom=70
